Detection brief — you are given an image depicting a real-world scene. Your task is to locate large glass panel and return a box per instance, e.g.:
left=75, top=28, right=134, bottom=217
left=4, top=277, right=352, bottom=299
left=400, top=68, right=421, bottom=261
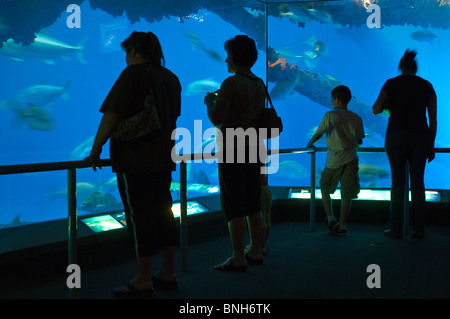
left=0, top=1, right=267, bottom=227
left=1, top=1, right=449, bottom=233
left=267, top=0, right=450, bottom=189
left=0, top=168, right=121, bottom=229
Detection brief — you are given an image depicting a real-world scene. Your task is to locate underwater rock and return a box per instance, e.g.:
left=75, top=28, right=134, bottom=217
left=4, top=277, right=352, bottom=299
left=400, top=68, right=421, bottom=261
left=3, top=0, right=450, bottom=49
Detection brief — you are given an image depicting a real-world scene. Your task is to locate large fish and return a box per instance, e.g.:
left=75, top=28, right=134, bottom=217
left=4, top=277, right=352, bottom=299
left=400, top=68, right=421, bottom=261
left=81, top=191, right=123, bottom=213
left=358, top=163, right=390, bottom=187
left=411, top=30, right=438, bottom=44
left=278, top=4, right=315, bottom=24
left=15, top=103, right=55, bottom=131
left=0, top=81, right=71, bottom=110
left=185, top=32, right=223, bottom=63
left=305, top=7, right=333, bottom=23
left=270, top=74, right=301, bottom=100
left=51, top=182, right=98, bottom=204
left=71, top=136, right=95, bottom=160
left=185, top=78, right=220, bottom=96
left=276, top=160, right=309, bottom=179
left=0, top=32, right=88, bottom=64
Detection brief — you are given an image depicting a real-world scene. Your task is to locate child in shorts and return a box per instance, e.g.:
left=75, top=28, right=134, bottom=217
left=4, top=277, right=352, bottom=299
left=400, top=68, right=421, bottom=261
left=307, top=85, right=365, bottom=236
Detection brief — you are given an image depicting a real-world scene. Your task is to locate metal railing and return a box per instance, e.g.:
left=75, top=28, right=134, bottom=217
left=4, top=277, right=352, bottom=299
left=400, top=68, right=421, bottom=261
left=1, top=147, right=449, bottom=298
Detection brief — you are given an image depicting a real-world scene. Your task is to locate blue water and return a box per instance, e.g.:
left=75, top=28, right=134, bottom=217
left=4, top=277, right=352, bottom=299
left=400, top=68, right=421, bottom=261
left=1, top=1, right=449, bottom=227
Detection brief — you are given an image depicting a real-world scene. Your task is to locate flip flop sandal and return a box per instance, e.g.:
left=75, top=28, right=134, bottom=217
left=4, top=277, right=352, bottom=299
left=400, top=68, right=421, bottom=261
left=113, top=282, right=153, bottom=299
left=213, top=258, right=247, bottom=272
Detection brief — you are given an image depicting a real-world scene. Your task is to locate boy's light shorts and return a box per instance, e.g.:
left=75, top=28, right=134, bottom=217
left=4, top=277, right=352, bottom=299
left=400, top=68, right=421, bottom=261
left=319, top=158, right=360, bottom=200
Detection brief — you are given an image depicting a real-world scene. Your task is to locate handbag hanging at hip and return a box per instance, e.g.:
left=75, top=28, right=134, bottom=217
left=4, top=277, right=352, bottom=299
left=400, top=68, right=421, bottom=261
left=259, top=84, right=283, bottom=139
left=112, top=88, right=162, bottom=144
left=237, top=73, right=283, bottom=139
left=112, top=66, right=162, bottom=144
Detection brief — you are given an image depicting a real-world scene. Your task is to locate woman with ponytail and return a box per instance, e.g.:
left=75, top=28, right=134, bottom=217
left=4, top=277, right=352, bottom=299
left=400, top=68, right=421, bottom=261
left=87, top=31, right=181, bottom=297
left=372, top=49, right=437, bottom=239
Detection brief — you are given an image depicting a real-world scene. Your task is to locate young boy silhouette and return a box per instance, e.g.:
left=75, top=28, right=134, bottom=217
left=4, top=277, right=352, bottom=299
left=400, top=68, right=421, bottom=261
left=307, top=85, right=365, bottom=236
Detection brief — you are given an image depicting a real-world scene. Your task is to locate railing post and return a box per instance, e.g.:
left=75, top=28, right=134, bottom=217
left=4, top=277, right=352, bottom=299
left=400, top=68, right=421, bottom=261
left=310, top=149, right=316, bottom=232
left=403, top=161, right=410, bottom=235
left=180, top=161, right=188, bottom=272
left=67, top=167, right=77, bottom=299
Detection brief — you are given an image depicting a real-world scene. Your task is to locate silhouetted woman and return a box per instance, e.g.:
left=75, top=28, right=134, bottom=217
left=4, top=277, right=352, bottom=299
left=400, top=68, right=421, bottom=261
left=87, top=31, right=181, bottom=297
left=372, top=49, right=437, bottom=239
left=204, top=35, right=264, bottom=271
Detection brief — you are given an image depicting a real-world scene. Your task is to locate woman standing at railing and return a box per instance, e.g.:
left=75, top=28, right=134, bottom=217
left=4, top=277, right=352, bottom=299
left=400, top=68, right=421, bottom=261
left=204, top=35, right=265, bottom=271
left=86, top=31, right=181, bottom=297
left=372, top=49, right=437, bottom=239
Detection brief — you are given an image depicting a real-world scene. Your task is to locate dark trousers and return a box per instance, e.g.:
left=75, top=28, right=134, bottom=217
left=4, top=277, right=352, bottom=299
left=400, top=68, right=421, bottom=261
left=385, top=132, right=430, bottom=233
left=119, top=171, right=178, bottom=257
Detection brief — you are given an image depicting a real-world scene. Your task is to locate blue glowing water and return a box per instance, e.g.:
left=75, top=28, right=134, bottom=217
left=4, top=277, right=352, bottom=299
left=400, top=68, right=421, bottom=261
left=0, top=1, right=449, bottom=227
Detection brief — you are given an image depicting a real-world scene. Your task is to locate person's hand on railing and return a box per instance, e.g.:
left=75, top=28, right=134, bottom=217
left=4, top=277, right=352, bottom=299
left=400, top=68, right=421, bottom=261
left=84, top=145, right=103, bottom=172
left=428, top=148, right=436, bottom=163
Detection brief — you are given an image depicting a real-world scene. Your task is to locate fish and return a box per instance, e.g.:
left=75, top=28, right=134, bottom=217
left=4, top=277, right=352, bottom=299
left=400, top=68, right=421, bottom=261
left=276, top=160, right=309, bottom=179
left=2, top=81, right=71, bottom=110
left=322, top=74, right=342, bottom=87
left=71, top=136, right=95, bottom=160
left=13, top=103, right=55, bottom=131
left=81, top=191, right=123, bottom=213
left=279, top=11, right=311, bottom=25
left=273, top=47, right=303, bottom=61
left=411, top=30, right=438, bottom=43
left=313, top=40, right=327, bottom=57
left=185, top=32, right=223, bottom=63
left=301, top=50, right=319, bottom=67
left=0, top=32, right=89, bottom=64
left=305, top=7, right=333, bottom=23
left=358, top=163, right=390, bottom=187
left=102, top=176, right=118, bottom=190
left=185, top=78, right=221, bottom=96
left=278, top=4, right=314, bottom=24
left=51, top=182, right=98, bottom=202
left=270, top=74, right=301, bottom=100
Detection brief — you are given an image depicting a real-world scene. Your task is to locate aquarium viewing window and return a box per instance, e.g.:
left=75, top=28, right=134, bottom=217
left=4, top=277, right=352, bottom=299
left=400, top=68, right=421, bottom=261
left=0, top=1, right=449, bottom=230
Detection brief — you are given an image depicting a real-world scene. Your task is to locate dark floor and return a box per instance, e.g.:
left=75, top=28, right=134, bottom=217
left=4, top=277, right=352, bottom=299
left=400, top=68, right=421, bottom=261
left=1, top=221, right=449, bottom=301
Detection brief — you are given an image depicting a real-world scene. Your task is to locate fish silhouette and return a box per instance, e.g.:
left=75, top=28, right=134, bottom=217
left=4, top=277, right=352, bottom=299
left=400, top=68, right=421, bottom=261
left=81, top=191, right=123, bottom=213
left=0, top=32, right=88, bottom=64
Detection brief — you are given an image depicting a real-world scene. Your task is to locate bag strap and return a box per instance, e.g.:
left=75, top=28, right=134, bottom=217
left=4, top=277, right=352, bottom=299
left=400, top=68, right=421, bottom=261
left=237, top=73, right=275, bottom=109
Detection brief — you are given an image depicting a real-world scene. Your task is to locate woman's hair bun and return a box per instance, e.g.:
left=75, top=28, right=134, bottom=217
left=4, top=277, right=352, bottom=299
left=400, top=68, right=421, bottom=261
left=403, top=49, right=417, bottom=61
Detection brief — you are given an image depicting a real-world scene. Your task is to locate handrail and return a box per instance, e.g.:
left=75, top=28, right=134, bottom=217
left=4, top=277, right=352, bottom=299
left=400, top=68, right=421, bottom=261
left=0, top=159, right=111, bottom=175
left=1, top=147, right=449, bottom=175
left=1, top=147, right=449, bottom=298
